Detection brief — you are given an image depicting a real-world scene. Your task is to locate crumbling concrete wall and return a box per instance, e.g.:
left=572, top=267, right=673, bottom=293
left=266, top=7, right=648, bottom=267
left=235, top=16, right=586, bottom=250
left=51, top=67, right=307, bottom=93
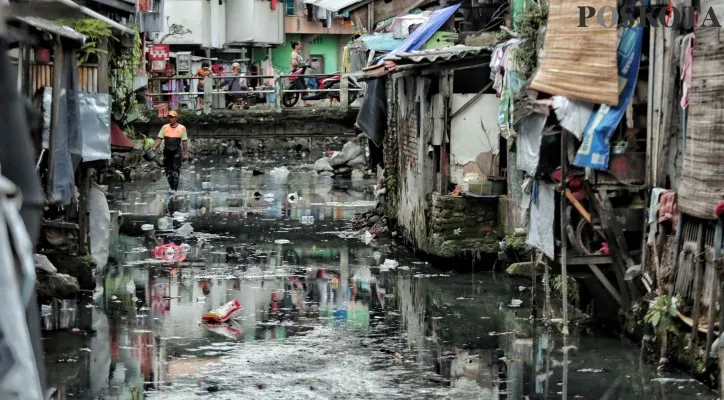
left=428, top=193, right=499, bottom=257
left=390, top=75, right=500, bottom=257
left=135, top=108, right=358, bottom=138
left=449, top=94, right=502, bottom=183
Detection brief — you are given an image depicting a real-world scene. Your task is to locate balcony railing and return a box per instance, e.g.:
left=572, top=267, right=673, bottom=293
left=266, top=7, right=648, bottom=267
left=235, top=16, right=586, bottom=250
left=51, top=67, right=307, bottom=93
left=144, top=73, right=362, bottom=114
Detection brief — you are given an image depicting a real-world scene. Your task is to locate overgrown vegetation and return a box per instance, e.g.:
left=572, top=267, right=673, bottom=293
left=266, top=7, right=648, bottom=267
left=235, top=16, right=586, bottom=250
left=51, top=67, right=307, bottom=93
left=57, top=18, right=113, bottom=65
left=109, top=29, right=143, bottom=133
left=553, top=274, right=579, bottom=307
left=498, top=1, right=549, bottom=75
left=516, top=1, right=548, bottom=39
left=58, top=18, right=143, bottom=133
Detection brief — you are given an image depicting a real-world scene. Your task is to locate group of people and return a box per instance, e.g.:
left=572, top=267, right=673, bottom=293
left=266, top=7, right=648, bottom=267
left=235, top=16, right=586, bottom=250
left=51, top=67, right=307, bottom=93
left=195, top=61, right=250, bottom=109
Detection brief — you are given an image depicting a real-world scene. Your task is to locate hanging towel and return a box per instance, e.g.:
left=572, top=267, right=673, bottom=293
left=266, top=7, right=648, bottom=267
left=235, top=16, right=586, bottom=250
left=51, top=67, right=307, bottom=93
left=679, top=33, right=695, bottom=109
left=526, top=181, right=555, bottom=259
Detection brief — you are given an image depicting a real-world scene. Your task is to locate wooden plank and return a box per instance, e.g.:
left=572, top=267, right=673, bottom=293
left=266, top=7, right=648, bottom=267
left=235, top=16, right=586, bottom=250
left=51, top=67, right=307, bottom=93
left=42, top=220, right=79, bottom=230
left=655, top=23, right=677, bottom=187
left=690, top=222, right=706, bottom=368
left=78, top=167, right=90, bottom=255
left=587, top=187, right=633, bottom=308
left=588, top=264, right=623, bottom=306
left=562, top=255, right=613, bottom=265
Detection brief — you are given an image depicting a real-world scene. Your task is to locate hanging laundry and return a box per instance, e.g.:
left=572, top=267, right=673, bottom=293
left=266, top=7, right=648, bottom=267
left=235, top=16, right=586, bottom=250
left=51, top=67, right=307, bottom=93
left=526, top=181, right=555, bottom=259
left=306, top=4, right=314, bottom=21
left=317, top=6, right=327, bottom=23
left=552, top=96, right=594, bottom=140
left=516, top=113, right=546, bottom=177
left=658, top=190, right=679, bottom=228
left=679, top=33, right=695, bottom=109
left=270, top=0, right=277, bottom=11
left=497, top=41, right=526, bottom=143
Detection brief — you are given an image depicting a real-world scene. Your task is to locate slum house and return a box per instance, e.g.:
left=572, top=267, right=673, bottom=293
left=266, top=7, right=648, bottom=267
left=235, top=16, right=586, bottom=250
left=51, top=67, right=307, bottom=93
left=479, top=0, right=652, bottom=325
left=363, top=45, right=505, bottom=260
left=638, top=0, right=724, bottom=371
left=491, top=0, right=722, bottom=350
left=7, top=4, right=134, bottom=275
left=356, top=4, right=505, bottom=260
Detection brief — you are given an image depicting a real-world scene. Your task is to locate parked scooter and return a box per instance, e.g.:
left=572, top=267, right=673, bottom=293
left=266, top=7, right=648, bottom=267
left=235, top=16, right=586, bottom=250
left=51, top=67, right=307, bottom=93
left=282, top=59, right=361, bottom=107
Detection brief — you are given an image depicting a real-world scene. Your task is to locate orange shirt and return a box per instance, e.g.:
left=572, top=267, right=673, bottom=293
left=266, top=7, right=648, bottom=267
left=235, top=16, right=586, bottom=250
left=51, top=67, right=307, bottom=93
left=158, top=124, right=188, bottom=140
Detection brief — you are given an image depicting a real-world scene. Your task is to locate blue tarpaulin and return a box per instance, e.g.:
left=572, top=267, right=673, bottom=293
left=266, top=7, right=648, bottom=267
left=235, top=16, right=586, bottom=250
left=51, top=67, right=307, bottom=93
left=380, top=3, right=461, bottom=63
left=573, top=0, right=647, bottom=171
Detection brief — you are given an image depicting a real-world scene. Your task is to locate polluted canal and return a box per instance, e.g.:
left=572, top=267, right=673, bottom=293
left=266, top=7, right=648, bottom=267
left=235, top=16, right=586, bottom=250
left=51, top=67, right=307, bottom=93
left=42, top=156, right=716, bottom=399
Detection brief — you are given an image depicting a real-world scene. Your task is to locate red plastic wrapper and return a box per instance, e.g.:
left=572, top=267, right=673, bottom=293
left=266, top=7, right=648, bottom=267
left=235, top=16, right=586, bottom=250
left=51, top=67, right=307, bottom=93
left=202, top=299, right=242, bottom=323
left=153, top=243, right=186, bottom=263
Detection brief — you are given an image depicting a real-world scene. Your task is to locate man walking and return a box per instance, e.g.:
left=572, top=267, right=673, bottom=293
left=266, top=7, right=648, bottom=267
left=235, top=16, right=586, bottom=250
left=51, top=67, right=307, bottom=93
left=152, top=111, right=189, bottom=191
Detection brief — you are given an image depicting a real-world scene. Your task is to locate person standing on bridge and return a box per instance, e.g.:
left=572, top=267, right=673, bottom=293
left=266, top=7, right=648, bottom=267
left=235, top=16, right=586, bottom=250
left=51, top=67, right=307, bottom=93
left=290, top=41, right=311, bottom=107
left=152, top=110, right=189, bottom=191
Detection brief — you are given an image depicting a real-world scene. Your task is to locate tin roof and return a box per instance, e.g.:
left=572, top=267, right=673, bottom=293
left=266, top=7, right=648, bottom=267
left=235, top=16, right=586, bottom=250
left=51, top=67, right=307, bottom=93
left=12, top=16, right=86, bottom=43
left=392, top=45, right=490, bottom=63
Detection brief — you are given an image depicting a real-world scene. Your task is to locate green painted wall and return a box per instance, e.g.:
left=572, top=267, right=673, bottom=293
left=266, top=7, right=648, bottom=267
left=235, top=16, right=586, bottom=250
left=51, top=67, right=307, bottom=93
left=269, top=34, right=349, bottom=74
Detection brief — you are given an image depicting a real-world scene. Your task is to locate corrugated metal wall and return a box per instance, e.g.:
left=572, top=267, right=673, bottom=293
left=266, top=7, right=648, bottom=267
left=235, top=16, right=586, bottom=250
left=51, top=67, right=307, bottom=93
left=30, top=63, right=99, bottom=93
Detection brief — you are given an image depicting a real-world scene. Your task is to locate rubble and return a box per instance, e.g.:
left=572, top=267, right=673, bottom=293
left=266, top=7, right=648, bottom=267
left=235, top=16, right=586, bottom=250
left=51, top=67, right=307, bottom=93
left=34, top=255, right=80, bottom=299
left=312, top=140, right=368, bottom=178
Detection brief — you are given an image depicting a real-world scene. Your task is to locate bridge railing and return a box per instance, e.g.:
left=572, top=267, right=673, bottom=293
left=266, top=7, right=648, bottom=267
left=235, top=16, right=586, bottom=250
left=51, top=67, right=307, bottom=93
left=145, top=73, right=362, bottom=114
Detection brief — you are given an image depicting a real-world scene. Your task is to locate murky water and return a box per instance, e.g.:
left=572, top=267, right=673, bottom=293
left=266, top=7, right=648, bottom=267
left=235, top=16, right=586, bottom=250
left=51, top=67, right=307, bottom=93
left=43, top=158, right=717, bottom=399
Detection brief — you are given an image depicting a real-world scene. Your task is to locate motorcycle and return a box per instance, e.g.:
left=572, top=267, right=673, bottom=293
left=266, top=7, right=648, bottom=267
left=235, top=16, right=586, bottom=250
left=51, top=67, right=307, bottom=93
left=282, top=59, right=361, bottom=107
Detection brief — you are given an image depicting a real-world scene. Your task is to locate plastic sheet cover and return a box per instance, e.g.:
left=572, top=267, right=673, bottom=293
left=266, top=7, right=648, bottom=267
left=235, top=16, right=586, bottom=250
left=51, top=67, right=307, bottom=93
left=78, top=93, right=111, bottom=162
left=40, top=49, right=82, bottom=205
left=43, top=91, right=112, bottom=162
left=355, top=77, right=387, bottom=147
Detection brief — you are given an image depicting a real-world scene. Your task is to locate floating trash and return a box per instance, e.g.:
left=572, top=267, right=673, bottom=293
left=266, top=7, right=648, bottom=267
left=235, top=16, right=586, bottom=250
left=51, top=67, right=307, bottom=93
left=202, top=299, right=243, bottom=323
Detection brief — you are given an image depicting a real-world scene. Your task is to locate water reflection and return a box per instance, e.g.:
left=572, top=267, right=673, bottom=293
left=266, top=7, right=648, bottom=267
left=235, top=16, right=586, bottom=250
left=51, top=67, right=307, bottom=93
left=42, top=162, right=717, bottom=399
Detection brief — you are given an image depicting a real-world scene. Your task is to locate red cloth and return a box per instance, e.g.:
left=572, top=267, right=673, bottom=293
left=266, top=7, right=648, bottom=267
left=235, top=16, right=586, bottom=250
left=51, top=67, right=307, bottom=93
left=714, top=201, right=724, bottom=218
left=600, top=242, right=610, bottom=255
left=271, top=0, right=277, bottom=10
left=658, top=190, right=678, bottom=227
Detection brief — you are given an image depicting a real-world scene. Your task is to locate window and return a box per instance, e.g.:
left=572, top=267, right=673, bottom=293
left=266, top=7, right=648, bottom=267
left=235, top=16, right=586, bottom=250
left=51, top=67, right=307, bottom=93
left=286, top=0, right=295, bottom=16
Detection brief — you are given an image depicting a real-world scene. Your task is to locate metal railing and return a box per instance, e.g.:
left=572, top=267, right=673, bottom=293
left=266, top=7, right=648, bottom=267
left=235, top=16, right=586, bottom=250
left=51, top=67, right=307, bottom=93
left=145, top=72, right=363, bottom=114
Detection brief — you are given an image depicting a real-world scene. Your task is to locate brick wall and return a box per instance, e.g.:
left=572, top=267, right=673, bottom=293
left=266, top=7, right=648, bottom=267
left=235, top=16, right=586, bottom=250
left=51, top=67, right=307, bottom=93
left=428, top=192, right=500, bottom=257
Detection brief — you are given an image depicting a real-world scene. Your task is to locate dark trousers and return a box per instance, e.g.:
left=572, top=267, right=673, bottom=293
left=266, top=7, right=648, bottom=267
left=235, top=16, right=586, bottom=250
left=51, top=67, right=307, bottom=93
left=163, top=149, right=183, bottom=190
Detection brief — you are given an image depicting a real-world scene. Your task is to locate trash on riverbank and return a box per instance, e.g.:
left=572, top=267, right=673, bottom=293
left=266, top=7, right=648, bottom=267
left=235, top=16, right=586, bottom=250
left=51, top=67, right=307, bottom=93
left=202, top=299, right=243, bottom=323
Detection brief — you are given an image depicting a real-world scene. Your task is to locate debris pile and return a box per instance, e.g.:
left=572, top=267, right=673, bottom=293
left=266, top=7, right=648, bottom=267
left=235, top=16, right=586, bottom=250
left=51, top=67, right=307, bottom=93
left=313, top=140, right=366, bottom=178
left=351, top=203, right=390, bottom=240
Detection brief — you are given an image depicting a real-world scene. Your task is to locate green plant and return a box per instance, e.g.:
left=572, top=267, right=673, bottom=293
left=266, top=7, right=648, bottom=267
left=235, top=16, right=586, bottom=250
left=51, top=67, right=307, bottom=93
left=57, top=18, right=114, bottom=65
left=553, top=274, right=579, bottom=305
left=644, top=295, right=679, bottom=335
left=646, top=295, right=680, bottom=346
left=110, top=28, right=143, bottom=129
left=517, top=1, right=549, bottom=39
